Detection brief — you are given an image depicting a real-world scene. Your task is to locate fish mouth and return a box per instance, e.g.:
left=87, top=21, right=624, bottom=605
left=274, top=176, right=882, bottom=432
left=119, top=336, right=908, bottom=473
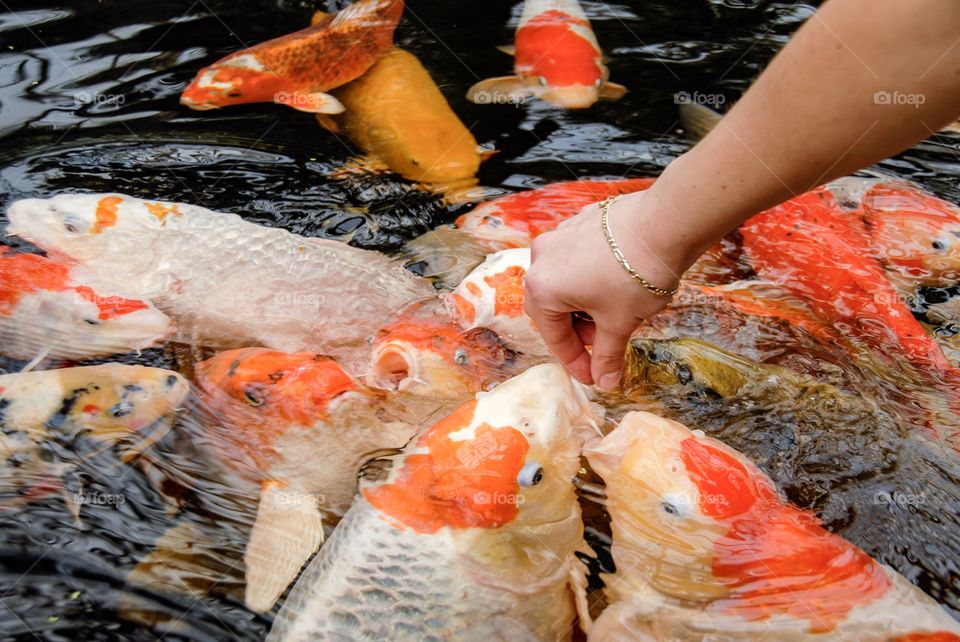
left=179, top=96, right=220, bottom=111
left=367, top=346, right=415, bottom=391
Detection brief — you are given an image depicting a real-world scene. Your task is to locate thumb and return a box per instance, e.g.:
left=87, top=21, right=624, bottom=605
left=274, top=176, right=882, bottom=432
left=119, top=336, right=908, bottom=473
left=589, top=323, right=633, bottom=391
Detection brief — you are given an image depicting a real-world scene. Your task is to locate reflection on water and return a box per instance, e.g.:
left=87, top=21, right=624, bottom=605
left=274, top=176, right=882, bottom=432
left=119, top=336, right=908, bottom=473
left=1, top=0, right=960, bottom=638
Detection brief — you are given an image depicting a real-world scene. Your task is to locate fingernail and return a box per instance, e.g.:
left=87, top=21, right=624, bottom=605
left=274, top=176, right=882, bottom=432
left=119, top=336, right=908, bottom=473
left=598, top=372, right=621, bottom=391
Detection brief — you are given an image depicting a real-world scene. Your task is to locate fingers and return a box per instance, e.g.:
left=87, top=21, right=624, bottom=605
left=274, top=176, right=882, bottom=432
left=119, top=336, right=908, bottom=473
left=589, top=323, right=633, bottom=391
left=526, top=304, right=593, bottom=384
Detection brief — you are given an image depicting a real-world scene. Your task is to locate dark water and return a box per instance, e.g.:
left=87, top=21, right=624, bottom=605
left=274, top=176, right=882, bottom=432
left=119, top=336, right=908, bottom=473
left=2, top=1, right=960, bottom=639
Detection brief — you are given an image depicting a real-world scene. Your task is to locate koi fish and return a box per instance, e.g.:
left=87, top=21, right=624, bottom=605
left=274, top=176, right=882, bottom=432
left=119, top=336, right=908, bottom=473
left=366, top=316, right=518, bottom=398
left=268, top=363, right=600, bottom=641
left=621, top=337, right=960, bottom=617
left=455, top=177, right=655, bottom=250
left=584, top=411, right=960, bottom=640
left=448, top=247, right=546, bottom=355
left=740, top=187, right=956, bottom=377
left=5, top=193, right=436, bottom=372
left=194, top=347, right=423, bottom=612
left=315, top=43, right=486, bottom=187
left=0, top=364, right=188, bottom=514
left=0, top=249, right=170, bottom=362
left=180, top=0, right=403, bottom=113
left=467, top=0, right=626, bottom=109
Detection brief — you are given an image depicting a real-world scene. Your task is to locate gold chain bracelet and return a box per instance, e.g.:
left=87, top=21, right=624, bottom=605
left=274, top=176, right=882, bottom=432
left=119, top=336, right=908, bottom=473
left=599, top=195, right=679, bottom=298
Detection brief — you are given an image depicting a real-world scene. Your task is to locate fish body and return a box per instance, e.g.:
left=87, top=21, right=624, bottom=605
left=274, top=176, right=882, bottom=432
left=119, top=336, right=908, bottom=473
left=366, top=316, right=518, bottom=398
left=268, top=363, right=600, bottom=641
left=449, top=247, right=546, bottom=354
left=585, top=411, right=960, bottom=640
left=180, top=0, right=403, bottom=113
left=0, top=364, right=188, bottom=511
left=467, top=0, right=625, bottom=109
left=455, top=178, right=655, bottom=250
left=0, top=249, right=170, bottom=361
left=317, top=47, right=484, bottom=186
left=741, top=187, right=956, bottom=377
left=195, top=347, right=423, bottom=611
left=621, top=337, right=960, bottom=616
left=5, top=194, right=436, bottom=371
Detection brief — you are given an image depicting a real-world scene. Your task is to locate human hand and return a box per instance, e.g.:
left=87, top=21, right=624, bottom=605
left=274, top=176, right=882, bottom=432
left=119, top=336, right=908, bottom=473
left=524, top=191, right=686, bottom=390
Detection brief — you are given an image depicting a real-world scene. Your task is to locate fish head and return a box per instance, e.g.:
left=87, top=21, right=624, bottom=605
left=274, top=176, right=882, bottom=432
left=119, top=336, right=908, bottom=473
left=363, top=363, right=600, bottom=585
left=454, top=200, right=534, bottom=251
left=0, top=252, right=170, bottom=359
left=180, top=54, right=285, bottom=110
left=10, top=364, right=189, bottom=438
left=515, top=10, right=604, bottom=109
left=862, top=182, right=960, bottom=285
left=196, top=348, right=361, bottom=434
left=625, top=338, right=758, bottom=399
left=5, top=193, right=165, bottom=270
left=367, top=318, right=517, bottom=397
left=585, top=411, right=778, bottom=601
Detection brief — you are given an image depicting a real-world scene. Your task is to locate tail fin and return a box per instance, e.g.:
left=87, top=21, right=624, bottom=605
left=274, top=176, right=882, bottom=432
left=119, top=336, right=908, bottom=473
left=679, top=102, right=723, bottom=140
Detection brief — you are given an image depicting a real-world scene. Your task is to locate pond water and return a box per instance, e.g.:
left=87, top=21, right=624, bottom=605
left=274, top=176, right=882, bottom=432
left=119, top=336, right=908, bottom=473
left=1, top=0, right=959, bottom=639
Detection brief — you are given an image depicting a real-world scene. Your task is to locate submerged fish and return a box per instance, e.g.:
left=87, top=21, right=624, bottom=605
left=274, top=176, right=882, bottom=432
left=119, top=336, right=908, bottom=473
left=316, top=44, right=486, bottom=187
left=467, top=0, right=626, bottom=109
left=619, top=337, right=960, bottom=617
left=585, top=411, right=960, bottom=640
left=448, top=247, right=546, bottom=354
left=455, top=178, right=655, bottom=250
left=366, top=316, right=518, bottom=398
left=180, top=0, right=403, bottom=113
left=0, top=249, right=170, bottom=361
left=268, top=363, right=599, bottom=641
left=5, top=193, right=436, bottom=371
left=195, top=347, right=424, bottom=612
left=741, top=187, right=957, bottom=378
left=0, top=364, right=188, bottom=513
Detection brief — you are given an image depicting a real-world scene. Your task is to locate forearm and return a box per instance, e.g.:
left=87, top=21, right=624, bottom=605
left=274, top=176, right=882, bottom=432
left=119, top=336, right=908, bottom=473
left=634, top=0, right=960, bottom=272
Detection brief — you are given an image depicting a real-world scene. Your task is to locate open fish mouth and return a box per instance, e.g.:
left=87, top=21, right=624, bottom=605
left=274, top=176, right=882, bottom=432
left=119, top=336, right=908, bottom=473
left=367, top=346, right=417, bottom=391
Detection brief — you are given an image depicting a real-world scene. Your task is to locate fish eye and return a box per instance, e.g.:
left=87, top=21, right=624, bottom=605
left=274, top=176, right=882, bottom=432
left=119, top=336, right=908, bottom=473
left=594, top=78, right=603, bottom=88
left=454, top=347, right=469, bottom=366
left=243, top=385, right=266, bottom=406
left=677, top=364, right=693, bottom=385
left=931, top=237, right=950, bottom=251
left=226, top=91, right=242, bottom=98
left=518, top=462, right=544, bottom=486
left=84, top=318, right=100, bottom=326
left=538, top=76, right=548, bottom=87
left=63, top=216, right=83, bottom=234
left=482, top=215, right=502, bottom=228
left=268, top=371, right=284, bottom=382
left=660, top=491, right=692, bottom=518
left=108, top=401, right=133, bottom=418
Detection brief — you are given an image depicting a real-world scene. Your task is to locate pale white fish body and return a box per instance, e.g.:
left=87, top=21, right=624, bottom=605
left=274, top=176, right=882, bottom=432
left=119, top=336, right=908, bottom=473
left=448, top=247, right=547, bottom=355
left=269, top=364, right=601, bottom=641
left=5, top=194, right=437, bottom=371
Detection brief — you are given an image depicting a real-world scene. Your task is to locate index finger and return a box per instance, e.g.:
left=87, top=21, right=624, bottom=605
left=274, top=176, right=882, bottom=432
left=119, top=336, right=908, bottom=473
left=524, top=297, right=593, bottom=385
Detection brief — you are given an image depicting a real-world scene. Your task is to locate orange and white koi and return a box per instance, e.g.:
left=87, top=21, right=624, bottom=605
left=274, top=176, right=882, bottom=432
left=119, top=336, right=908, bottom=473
left=195, top=347, right=421, bottom=611
left=467, top=0, right=626, bottom=109
left=0, top=249, right=170, bottom=361
left=5, top=193, right=435, bottom=371
left=448, top=247, right=546, bottom=355
left=366, top=316, right=518, bottom=398
left=455, top=177, right=655, bottom=250
left=268, top=363, right=600, bottom=641
left=180, top=0, right=403, bottom=113
left=585, top=411, right=960, bottom=640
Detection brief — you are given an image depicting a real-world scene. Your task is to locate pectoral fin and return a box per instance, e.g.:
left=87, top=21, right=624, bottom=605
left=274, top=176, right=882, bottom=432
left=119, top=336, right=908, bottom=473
left=279, top=92, right=345, bottom=114
left=310, top=10, right=330, bottom=26
left=315, top=113, right=341, bottom=134
left=243, top=481, right=325, bottom=612
left=466, top=76, right=541, bottom=105
left=599, top=81, right=627, bottom=101
left=496, top=45, right=516, bottom=56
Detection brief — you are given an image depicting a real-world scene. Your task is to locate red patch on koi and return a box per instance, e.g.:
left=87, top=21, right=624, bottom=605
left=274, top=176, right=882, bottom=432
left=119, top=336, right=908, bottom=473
left=93, top=196, right=122, bottom=234
left=365, top=400, right=529, bottom=533
left=484, top=266, right=526, bottom=318
left=0, top=252, right=72, bottom=315
left=516, top=10, right=601, bottom=86
left=73, top=286, right=149, bottom=320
